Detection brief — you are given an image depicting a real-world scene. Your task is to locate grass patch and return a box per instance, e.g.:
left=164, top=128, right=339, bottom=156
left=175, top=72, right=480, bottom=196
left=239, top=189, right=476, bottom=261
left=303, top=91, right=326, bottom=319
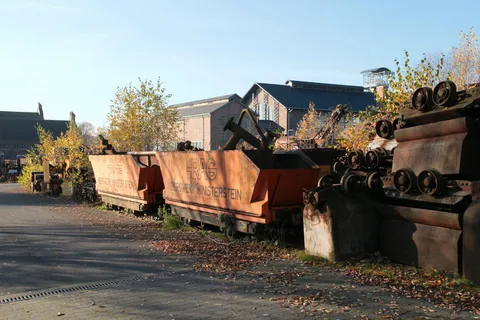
left=196, top=229, right=228, bottom=240
left=158, top=205, right=186, bottom=230
left=97, top=203, right=108, bottom=211
left=451, top=275, right=475, bottom=287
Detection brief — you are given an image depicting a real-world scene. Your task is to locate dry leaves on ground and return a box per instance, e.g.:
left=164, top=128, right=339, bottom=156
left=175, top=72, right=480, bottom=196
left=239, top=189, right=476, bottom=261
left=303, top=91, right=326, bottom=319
left=304, top=253, right=480, bottom=313
left=52, top=200, right=480, bottom=314
left=152, top=237, right=293, bottom=274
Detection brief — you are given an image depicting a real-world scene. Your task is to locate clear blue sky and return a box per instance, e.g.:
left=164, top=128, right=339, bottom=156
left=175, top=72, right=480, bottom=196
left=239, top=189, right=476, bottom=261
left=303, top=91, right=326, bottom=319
left=0, top=0, right=478, bottom=127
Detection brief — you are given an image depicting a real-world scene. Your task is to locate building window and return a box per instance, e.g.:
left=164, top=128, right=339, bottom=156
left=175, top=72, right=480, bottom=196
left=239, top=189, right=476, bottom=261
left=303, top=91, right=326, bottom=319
left=257, top=103, right=275, bottom=121
left=191, top=141, right=204, bottom=149
left=273, top=101, right=279, bottom=122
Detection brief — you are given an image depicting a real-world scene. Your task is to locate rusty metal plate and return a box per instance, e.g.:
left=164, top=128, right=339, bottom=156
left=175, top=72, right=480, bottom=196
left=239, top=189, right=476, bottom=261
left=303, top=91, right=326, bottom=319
left=156, top=150, right=261, bottom=210
left=392, top=133, right=467, bottom=175
left=394, top=117, right=474, bottom=142
left=156, top=150, right=320, bottom=223
left=89, top=154, right=163, bottom=201
left=463, top=200, right=480, bottom=284
left=303, top=189, right=378, bottom=262
left=376, top=204, right=461, bottom=230
left=379, top=219, right=461, bottom=273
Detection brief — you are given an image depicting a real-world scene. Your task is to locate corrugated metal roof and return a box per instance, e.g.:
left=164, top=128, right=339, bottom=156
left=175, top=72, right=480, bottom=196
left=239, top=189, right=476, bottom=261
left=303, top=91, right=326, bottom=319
left=171, top=94, right=241, bottom=108
left=285, top=80, right=365, bottom=93
left=177, top=101, right=226, bottom=118
left=243, top=82, right=376, bottom=112
left=0, top=119, right=69, bottom=141
left=175, top=94, right=245, bottom=118
left=0, top=111, right=41, bottom=120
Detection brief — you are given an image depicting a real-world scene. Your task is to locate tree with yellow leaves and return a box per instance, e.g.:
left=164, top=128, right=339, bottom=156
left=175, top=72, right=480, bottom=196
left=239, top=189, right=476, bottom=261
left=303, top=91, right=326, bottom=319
left=106, top=77, right=179, bottom=151
left=18, top=119, right=97, bottom=197
left=446, top=27, right=480, bottom=90
left=296, top=102, right=320, bottom=139
left=337, top=51, right=445, bottom=151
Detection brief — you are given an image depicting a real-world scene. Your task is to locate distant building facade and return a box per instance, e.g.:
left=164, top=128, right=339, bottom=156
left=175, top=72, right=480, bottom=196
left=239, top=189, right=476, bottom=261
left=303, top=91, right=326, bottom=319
left=172, top=94, right=248, bottom=151
left=0, top=103, right=70, bottom=160
left=242, top=80, right=376, bottom=136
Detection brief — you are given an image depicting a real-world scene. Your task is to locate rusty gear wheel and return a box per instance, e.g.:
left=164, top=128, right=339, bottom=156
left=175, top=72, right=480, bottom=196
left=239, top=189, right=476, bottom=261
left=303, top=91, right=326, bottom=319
left=393, top=168, right=417, bottom=194
left=417, top=169, right=445, bottom=197
left=433, top=80, right=458, bottom=107
left=411, top=87, right=434, bottom=112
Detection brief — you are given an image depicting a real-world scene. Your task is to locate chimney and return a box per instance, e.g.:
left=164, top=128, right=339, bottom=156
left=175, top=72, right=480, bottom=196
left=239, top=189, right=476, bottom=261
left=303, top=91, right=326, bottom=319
left=376, top=86, right=385, bottom=99
left=69, top=111, right=76, bottom=125
left=37, top=102, right=44, bottom=119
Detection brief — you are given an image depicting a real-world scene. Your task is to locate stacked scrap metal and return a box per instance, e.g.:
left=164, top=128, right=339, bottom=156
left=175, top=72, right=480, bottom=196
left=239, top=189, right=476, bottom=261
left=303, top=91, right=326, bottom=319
left=338, top=80, right=480, bottom=284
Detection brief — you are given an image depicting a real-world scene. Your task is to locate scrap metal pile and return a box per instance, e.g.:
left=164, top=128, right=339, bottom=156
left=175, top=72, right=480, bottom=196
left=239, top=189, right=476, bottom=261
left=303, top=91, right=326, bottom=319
left=332, top=80, right=480, bottom=284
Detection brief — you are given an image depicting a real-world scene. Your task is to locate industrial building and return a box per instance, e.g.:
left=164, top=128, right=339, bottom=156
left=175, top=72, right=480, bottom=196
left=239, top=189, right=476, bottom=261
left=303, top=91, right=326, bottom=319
left=173, top=70, right=389, bottom=150
left=242, top=79, right=377, bottom=136
left=0, top=103, right=70, bottom=160
left=173, top=94, right=248, bottom=151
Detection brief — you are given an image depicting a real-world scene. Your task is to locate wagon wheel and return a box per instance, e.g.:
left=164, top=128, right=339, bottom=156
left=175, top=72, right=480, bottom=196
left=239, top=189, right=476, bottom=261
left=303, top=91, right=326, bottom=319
left=433, top=80, right=458, bottom=107
left=365, top=149, right=382, bottom=169
left=333, top=161, right=346, bottom=176
left=393, top=168, right=416, bottom=194
left=411, top=87, right=434, bottom=112
left=317, top=175, right=333, bottom=188
left=375, top=120, right=394, bottom=139
left=340, top=173, right=361, bottom=195
left=417, top=169, right=445, bottom=197
left=365, top=171, right=383, bottom=190
left=346, top=150, right=365, bottom=170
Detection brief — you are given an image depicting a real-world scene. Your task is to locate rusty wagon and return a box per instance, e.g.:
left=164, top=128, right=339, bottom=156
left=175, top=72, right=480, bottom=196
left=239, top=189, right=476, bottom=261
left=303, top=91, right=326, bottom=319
left=89, top=140, right=164, bottom=212
left=89, top=108, right=343, bottom=237
left=155, top=108, right=343, bottom=236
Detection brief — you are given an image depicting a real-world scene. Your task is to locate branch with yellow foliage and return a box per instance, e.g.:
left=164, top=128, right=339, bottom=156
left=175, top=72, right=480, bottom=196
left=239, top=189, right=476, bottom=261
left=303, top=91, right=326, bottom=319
left=337, top=51, right=445, bottom=151
left=18, top=120, right=98, bottom=195
left=106, top=77, right=179, bottom=152
left=447, top=27, right=480, bottom=90
left=296, top=102, right=320, bottom=139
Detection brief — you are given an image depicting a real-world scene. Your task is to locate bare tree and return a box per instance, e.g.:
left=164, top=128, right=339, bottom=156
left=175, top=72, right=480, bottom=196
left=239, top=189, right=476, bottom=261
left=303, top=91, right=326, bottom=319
left=77, top=121, right=97, bottom=148
left=426, top=27, right=480, bottom=90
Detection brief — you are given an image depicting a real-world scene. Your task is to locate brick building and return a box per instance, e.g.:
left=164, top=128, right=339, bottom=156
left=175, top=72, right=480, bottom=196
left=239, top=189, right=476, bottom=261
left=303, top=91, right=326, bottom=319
left=0, top=103, right=70, bottom=160
left=242, top=80, right=376, bottom=136
left=173, top=94, right=248, bottom=151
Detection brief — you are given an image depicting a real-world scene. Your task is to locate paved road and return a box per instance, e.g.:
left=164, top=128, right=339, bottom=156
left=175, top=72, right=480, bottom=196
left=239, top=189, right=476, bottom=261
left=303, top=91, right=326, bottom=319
left=0, top=184, right=475, bottom=319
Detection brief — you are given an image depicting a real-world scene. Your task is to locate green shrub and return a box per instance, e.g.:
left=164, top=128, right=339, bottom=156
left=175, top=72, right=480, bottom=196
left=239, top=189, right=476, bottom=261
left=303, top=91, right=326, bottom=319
left=18, top=163, right=43, bottom=192
left=158, top=205, right=185, bottom=230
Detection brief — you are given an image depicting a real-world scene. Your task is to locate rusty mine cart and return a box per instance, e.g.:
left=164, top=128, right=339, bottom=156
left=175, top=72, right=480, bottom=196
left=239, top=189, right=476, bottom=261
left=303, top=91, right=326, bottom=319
left=89, top=108, right=345, bottom=239
left=89, top=137, right=164, bottom=213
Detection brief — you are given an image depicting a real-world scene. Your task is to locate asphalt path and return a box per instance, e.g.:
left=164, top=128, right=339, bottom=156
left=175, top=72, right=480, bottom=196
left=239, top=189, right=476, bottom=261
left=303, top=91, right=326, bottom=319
left=0, top=183, right=178, bottom=296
